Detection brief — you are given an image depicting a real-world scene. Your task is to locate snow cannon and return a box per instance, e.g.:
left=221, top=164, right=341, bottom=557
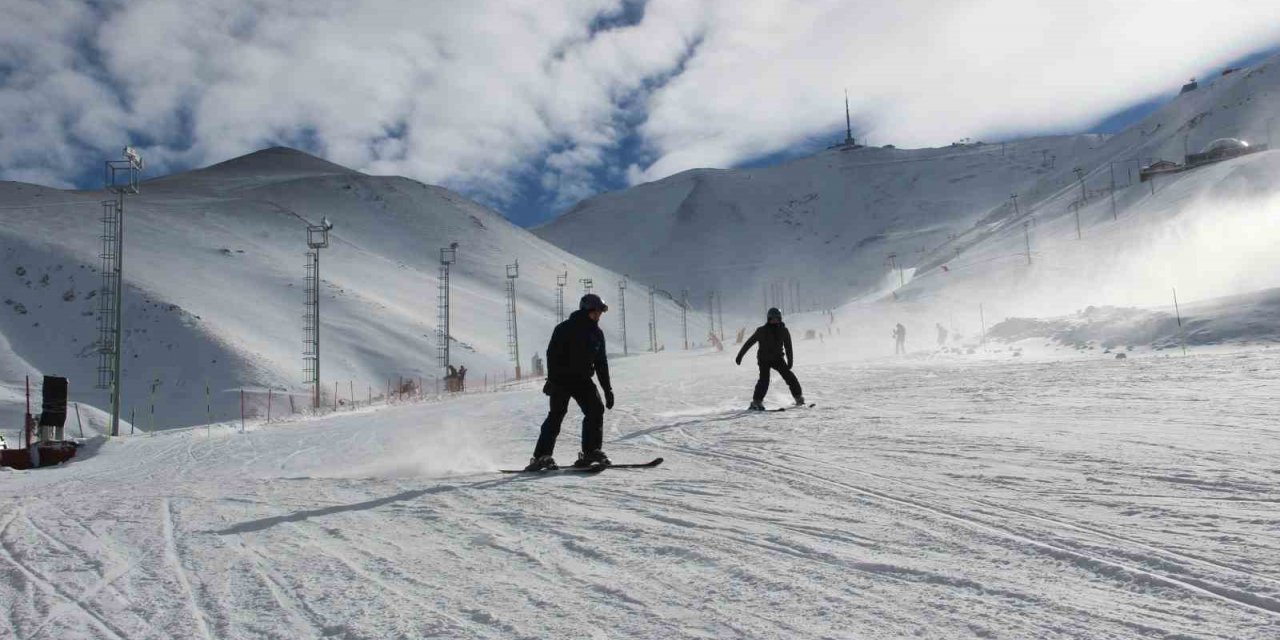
left=0, top=375, right=79, bottom=470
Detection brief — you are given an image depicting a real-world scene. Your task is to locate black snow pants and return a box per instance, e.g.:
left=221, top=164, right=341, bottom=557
left=534, top=378, right=604, bottom=458
left=754, top=360, right=802, bottom=403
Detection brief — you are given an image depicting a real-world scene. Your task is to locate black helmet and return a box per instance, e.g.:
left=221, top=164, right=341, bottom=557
left=580, top=293, right=609, bottom=312
left=767, top=307, right=782, bottom=321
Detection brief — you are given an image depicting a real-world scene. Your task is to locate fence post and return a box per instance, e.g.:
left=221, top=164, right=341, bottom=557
left=350, top=380, right=354, bottom=408
left=74, top=402, right=85, bottom=438
left=240, top=389, right=245, bottom=433
left=267, top=389, right=273, bottom=423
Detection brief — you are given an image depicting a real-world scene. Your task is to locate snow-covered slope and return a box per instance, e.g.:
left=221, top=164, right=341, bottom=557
left=0, top=148, right=701, bottom=432
left=2, top=341, right=1278, bottom=638
left=537, top=134, right=1103, bottom=313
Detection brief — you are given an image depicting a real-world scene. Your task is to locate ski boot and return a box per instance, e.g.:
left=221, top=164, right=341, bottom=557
left=748, top=401, right=766, bottom=411
left=574, top=449, right=612, bottom=468
left=524, top=455, right=558, bottom=472
left=794, top=395, right=806, bottom=407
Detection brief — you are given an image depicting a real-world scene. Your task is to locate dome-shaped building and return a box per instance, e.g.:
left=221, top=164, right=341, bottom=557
left=1202, top=138, right=1249, bottom=154
left=1187, top=136, right=1261, bottom=166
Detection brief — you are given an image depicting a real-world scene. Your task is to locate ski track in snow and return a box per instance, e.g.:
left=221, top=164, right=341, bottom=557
left=2, top=346, right=1279, bottom=638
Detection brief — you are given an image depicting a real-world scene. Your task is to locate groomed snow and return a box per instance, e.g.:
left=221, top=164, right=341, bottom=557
left=3, top=338, right=1277, bottom=639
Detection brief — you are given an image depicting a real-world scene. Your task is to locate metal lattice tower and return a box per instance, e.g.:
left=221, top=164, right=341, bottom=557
left=610, top=278, right=628, bottom=354
left=505, top=261, right=521, bottom=380
left=555, top=272, right=567, bottom=322
left=96, top=148, right=141, bottom=437
left=437, top=243, right=458, bottom=377
left=647, top=286, right=657, bottom=352
left=580, top=277, right=593, bottom=295
left=680, top=289, right=689, bottom=350
left=303, top=220, right=332, bottom=410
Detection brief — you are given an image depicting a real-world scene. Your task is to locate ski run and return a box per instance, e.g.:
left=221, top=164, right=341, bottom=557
left=2, top=343, right=1278, bottom=638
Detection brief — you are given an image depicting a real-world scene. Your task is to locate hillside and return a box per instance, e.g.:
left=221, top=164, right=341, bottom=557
left=536, top=53, right=1280, bottom=326
left=0, top=148, right=700, bottom=433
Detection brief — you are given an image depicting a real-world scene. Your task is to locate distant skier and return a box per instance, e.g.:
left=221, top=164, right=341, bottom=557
left=936, top=323, right=948, bottom=347
left=735, top=307, right=804, bottom=410
left=893, top=323, right=906, bottom=355
left=525, top=294, right=615, bottom=471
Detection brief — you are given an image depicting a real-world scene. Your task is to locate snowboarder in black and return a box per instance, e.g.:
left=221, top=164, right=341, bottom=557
left=735, top=307, right=803, bottom=410
left=526, top=294, right=615, bottom=471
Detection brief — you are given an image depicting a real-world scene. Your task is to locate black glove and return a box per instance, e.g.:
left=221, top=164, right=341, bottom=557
left=604, top=388, right=615, bottom=410
left=542, top=380, right=557, bottom=397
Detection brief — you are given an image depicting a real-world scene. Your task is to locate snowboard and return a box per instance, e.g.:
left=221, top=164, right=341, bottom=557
left=499, top=457, right=663, bottom=474
left=746, top=404, right=814, bottom=413
left=500, top=465, right=606, bottom=475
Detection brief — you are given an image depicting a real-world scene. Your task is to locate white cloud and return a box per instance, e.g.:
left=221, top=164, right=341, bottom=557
left=0, top=0, right=1278, bottom=218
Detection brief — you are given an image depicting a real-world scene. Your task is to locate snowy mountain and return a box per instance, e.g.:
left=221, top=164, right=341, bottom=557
left=0, top=148, right=701, bottom=433
left=537, top=53, right=1280, bottom=332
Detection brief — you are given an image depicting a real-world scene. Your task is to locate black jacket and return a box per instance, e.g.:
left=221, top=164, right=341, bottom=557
left=546, top=310, right=612, bottom=391
left=737, top=323, right=793, bottom=367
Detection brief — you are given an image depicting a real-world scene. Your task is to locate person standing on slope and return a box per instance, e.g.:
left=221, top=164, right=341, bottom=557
left=525, top=294, right=615, bottom=471
left=893, top=323, right=907, bottom=355
left=735, top=307, right=804, bottom=410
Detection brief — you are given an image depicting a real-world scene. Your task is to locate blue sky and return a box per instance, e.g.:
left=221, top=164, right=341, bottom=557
left=3, top=1, right=1279, bottom=228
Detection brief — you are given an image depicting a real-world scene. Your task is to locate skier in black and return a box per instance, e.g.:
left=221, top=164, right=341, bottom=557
left=525, top=294, right=615, bottom=471
left=735, top=307, right=804, bottom=410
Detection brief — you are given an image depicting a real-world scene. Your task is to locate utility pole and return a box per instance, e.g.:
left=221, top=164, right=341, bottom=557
left=555, top=272, right=567, bottom=322
left=1023, top=220, right=1032, bottom=265
left=1073, top=167, right=1086, bottom=204
left=98, top=147, right=142, bottom=436
left=716, top=290, right=724, bottom=340
left=711, top=293, right=721, bottom=345
left=1109, top=162, right=1117, bottom=221
left=437, top=242, right=458, bottom=380
left=505, top=261, right=520, bottom=380
left=648, top=286, right=657, bottom=352
left=680, top=289, right=689, bottom=350
left=304, top=219, right=333, bottom=410
left=1071, top=201, right=1082, bottom=240
left=1010, top=193, right=1019, bottom=217
left=618, top=277, right=628, bottom=355
left=979, top=303, right=987, bottom=348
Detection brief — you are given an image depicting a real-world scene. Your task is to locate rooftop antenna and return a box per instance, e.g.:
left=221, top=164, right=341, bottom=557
left=505, top=261, right=521, bottom=380
left=304, top=218, right=333, bottom=409
left=97, top=146, right=142, bottom=436
left=438, top=242, right=459, bottom=378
